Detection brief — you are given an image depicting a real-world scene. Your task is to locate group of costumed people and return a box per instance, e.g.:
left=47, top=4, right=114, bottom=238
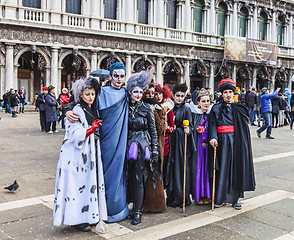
left=53, top=62, right=255, bottom=233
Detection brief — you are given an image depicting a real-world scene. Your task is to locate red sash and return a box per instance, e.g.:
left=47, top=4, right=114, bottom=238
left=217, top=126, right=234, bottom=133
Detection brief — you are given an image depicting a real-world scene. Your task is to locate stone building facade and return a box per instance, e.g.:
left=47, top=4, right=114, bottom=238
left=0, top=0, right=294, bottom=101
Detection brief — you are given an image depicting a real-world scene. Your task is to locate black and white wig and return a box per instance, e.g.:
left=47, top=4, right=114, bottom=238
left=126, top=68, right=154, bottom=92
left=173, top=82, right=188, bottom=94
left=71, top=77, right=101, bottom=103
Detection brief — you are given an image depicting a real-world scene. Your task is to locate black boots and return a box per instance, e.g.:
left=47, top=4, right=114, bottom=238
left=12, top=111, right=17, bottom=118
left=131, top=204, right=142, bottom=225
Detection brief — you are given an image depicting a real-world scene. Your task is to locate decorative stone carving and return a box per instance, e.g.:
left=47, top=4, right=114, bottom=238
left=41, top=47, right=52, bottom=58
left=13, top=44, right=25, bottom=56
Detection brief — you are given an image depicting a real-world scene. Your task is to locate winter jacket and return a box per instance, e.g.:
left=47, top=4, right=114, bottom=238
left=260, top=90, right=278, bottom=114
left=271, top=96, right=280, bottom=114
left=19, top=94, right=26, bottom=104
left=10, top=95, right=18, bottom=108
left=284, top=88, right=291, bottom=107
left=36, top=93, right=46, bottom=111
left=45, top=93, right=58, bottom=122
left=279, top=97, right=287, bottom=111
left=246, top=91, right=257, bottom=109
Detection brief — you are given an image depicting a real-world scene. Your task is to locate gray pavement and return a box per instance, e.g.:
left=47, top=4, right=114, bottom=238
left=0, top=110, right=294, bottom=240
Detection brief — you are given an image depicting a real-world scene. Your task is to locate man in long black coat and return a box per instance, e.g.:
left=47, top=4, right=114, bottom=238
left=209, top=79, right=255, bottom=210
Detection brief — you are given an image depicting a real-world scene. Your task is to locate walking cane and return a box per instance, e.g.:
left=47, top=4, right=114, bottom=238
left=161, top=106, right=169, bottom=172
left=182, top=120, right=189, bottom=215
left=212, top=144, right=217, bottom=211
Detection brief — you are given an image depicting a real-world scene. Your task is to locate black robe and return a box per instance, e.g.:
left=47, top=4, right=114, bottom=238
left=166, top=102, right=193, bottom=207
left=210, top=101, right=255, bottom=205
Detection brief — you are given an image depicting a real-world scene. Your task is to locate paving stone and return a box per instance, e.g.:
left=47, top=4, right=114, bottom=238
left=240, top=207, right=294, bottom=232
left=0, top=204, right=52, bottom=224
left=215, top=215, right=288, bottom=240
left=261, top=199, right=294, bottom=218
left=163, top=223, right=255, bottom=240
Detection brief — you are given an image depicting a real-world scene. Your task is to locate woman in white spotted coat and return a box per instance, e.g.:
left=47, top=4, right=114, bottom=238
left=53, top=77, right=107, bottom=232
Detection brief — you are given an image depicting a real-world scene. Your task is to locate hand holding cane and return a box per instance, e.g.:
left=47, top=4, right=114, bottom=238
left=182, top=120, right=189, bottom=215
left=212, top=142, right=218, bottom=211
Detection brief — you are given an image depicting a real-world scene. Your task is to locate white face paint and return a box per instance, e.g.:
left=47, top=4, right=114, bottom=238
left=174, top=91, right=186, bottom=104
left=130, top=86, right=143, bottom=103
left=111, top=69, right=126, bottom=89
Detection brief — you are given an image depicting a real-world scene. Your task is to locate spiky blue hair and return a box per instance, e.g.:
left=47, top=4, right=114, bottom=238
left=109, top=62, right=126, bottom=76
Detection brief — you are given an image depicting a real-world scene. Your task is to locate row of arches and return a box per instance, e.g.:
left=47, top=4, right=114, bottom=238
left=1, top=46, right=291, bottom=102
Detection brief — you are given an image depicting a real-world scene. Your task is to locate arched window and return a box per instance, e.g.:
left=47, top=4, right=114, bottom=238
left=277, top=15, right=286, bottom=45
left=239, top=7, right=248, bottom=37
left=66, top=0, right=81, bottom=14
left=166, top=0, right=177, bottom=29
left=259, top=12, right=267, bottom=41
left=217, top=3, right=226, bottom=36
left=137, top=0, right=149, bottom=24
left=104, top=0, right=117, bottom=19
left=22, top=0, right=41, bottom=8
left=193, top=0, right=203, bottom=33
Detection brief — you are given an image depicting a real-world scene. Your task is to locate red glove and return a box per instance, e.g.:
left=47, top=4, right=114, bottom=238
left=85, top=119, right=102, bottom=139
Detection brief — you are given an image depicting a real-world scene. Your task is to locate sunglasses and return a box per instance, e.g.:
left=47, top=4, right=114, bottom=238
left=113, top=73, right=125, bottom=79
left=175, top=94, right=185, bottom=98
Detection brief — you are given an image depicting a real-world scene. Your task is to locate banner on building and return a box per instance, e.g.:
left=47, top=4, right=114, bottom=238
left=224, top=36, right=278, bottom=65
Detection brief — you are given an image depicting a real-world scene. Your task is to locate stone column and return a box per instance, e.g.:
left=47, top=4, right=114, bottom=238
left=232, top=64, right=237, bottom=83
left=184, top=60, right=190, bottom=92
left=126, top=54, right=132, bottom=82
left=0, top=65, right=5, bottom=97
left=45, top=67, right=50, bottom=87
left=91, top=0, right=100, bottom=17
left=90, top=52, right=98, bottom=73
left=156, top=57, right=163, bottom=85
left=252, top=66, right=257, bottom=89
left=289, top=71, right=294, bottom=91
left=29, top=71, right=34, bottom=102
left=252, top=6, right=258, bottom=39
left=209, top=62, right=215, bottom=94
left=13, top=65, right=18, bottom=90
left=5, top=44, right=14, bottom=90
left=288, top=14, right=293, bottom=47
left=61, top=0, right=66, bottom=12
left=272, top=10, right=277, bottom=42
left=203, top=8, right=208, bottom=33
left=41, top=0, right=47, bottom=9
left=156, top=0, right=164, bottom=27
left=270, top=68, right=277, bottom=93
left=125, top=0, right=135, bottom=33
left=209, top=0, right=215, bottom=34
left=51, top=0, right=61, bottom=25
left=4, top=0, right=17, bottom=20
left=232, top=0, right=238, bottom=36
left=51, top=47, right=59, bottom=92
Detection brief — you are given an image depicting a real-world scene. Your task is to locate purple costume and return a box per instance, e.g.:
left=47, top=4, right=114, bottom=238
left=195, top=116, right=211, bottom=202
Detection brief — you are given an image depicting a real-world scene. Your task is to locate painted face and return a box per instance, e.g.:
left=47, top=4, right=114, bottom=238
left=174, top=91, right=186, bottom=104
left=80, top=88, right=96, bottom=106
left=197, top=95, right=210, bottom=112
left=143, top=87, right=155, bottom=99
left=130, top=87, right=143, bottom=103
left=43, top=90, right=48, bottom=95
left=222, top=89, right=234, bottom=103
left=155, top=92, right=163, bottom=103
left=62, top=90, right=67, bottom=94
left=111, top=69, right=126, bottom=89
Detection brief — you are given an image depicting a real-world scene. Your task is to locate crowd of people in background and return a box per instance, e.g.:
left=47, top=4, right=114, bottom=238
left=2, top=87, right=27, bottom=117
left=1, top=85, right=71, bottom=134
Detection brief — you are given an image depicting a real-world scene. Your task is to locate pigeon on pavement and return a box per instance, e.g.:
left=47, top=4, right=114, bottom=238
left=4, top=180, right=19, bottom=193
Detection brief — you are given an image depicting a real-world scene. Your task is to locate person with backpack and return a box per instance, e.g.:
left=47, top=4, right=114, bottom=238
left=278, top=93, right=287, bottom=127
